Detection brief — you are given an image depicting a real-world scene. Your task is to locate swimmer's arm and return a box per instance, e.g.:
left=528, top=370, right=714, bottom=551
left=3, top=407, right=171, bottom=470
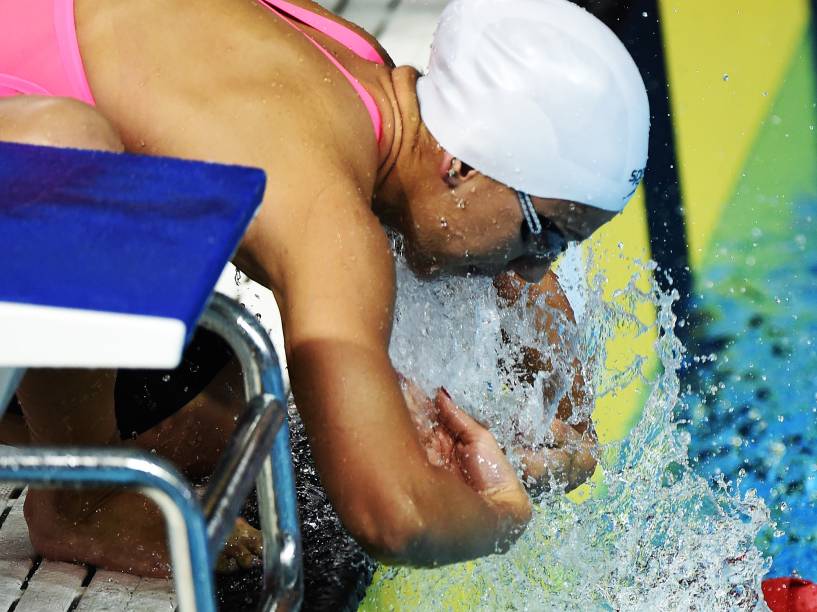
left=262, top=188, right=529, bottom=566
left=494, top=271, right=598, bottom=492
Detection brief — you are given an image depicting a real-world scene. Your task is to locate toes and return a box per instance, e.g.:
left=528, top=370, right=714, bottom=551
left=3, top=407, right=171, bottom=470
left=215, top=554, right=239, bottom=574
left=236, top=546, right=262, bottom=570
left=215, top=518, right=264, bottom=574
left=248, top=534, right=264, bottom=557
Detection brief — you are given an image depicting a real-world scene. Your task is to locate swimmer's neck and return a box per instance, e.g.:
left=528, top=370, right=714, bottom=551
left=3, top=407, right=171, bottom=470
left=372, top=66, right=423, bottom=226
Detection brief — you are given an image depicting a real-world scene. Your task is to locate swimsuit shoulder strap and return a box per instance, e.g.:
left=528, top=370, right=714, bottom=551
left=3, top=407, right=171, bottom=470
left=259, top=0, right=384, bottom=142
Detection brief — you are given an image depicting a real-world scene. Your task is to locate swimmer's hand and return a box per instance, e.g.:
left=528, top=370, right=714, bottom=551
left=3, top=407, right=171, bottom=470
left=514, top=419, right=598, bottom=495
left=399, top=376, right=531, bottom=525
left=399, top=374, right=455, bottom=468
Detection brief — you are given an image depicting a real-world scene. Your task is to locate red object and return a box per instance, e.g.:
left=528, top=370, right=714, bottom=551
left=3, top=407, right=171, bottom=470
left=763, top=578, right=817, bottom=612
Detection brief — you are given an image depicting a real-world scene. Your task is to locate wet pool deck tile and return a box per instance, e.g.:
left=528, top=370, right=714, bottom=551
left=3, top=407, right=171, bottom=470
left=0, top=474, right=175, bottom=611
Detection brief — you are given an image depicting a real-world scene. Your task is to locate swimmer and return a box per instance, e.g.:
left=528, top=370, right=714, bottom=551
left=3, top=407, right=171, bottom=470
left=0, top=0, right=648, bottom=574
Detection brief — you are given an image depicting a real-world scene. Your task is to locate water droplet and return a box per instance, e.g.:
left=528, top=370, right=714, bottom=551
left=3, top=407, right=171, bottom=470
left=642, top=11, right=648, bottom=17
left=722, top=73, right=729, bottom=82
left=385, top=239, right=766, bottom=605
left=439, top=217, right=449, bottom=229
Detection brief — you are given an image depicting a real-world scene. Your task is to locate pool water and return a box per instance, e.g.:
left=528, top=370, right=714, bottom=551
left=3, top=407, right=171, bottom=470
left=677, top=29, right=817, bottom=580
left=360, top=252, right=769, bottom=610
left=682, top=196, right=817, bottom=578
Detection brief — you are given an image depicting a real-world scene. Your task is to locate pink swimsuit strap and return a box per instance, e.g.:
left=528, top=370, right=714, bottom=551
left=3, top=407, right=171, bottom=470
left=1, top=0, right=384, bottom=142
left=259, top=0, right=385, bottom=143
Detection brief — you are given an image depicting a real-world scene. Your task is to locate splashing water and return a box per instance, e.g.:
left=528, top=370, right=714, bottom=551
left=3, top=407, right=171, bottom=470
left=389, top=261, right=584, bottom=458
left=379, top=246, right=770, bottom=610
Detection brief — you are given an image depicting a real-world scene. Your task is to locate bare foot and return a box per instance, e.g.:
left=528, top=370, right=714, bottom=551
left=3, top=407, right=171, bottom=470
left=25, top=489, right=264, bottom=577
left=215, top=518, right=263, bottom=573
left=25, top=488, right=172, bottom=577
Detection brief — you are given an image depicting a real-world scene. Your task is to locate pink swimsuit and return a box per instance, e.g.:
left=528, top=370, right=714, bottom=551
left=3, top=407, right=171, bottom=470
left=0, top=0, right=386, bottom=141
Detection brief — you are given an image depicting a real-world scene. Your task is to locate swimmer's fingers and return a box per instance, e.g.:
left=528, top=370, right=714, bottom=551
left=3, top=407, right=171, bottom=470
left=435, top=388, right=528, bottom=504
left=433, top=387, right=487, bottom=444
left=516, top=446, right=568, bottom=492
left=399, top=374, right=436, bottom=435
left=547, top=418, right=579, bottom=448
left=516, top=434, right=597, bottom=495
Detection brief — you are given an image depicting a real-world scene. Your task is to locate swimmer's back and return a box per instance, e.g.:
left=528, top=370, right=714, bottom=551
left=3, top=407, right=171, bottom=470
left=77, top=0, right=386, bottom=146
left=74, top=0, right=391, bottom=283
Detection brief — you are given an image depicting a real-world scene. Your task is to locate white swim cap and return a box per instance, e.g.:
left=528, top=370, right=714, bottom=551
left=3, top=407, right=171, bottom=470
left=416, top=0, right=650, bottom=212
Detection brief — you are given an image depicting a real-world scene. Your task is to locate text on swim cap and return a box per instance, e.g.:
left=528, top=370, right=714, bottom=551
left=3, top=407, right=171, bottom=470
left=624, top=168, right=646, bottom=200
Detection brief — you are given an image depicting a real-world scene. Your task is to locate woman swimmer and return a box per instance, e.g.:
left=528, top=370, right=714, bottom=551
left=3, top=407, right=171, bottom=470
left=0, top=0, right=648, bottom=575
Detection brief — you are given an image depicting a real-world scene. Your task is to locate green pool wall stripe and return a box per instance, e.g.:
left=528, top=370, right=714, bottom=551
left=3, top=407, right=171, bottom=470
left=700, top=32, right=817, bottom=268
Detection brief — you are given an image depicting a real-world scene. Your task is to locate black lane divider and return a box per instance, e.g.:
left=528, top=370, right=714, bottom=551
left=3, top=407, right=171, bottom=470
left=618, top=0, right=693, bottom=338
left=573, top=0, right=693, bottom=343
left=812, top=0, right=817, bottom=145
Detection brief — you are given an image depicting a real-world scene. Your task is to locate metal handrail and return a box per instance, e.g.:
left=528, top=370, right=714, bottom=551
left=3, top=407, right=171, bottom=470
left=0, top=449, right=213, bottom=611
left=0, top=294, right=303, bottom=612
left=199, top=294, right=303, bottom=611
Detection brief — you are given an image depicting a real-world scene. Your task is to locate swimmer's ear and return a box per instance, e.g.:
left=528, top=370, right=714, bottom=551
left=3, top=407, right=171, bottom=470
left=440, top=152, right=477, bottom=188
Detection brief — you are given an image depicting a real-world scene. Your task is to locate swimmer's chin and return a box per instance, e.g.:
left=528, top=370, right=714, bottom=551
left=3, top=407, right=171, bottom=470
left=404, top=250, right=506, bottom=280
left=407, top=260, right=503, bottom=281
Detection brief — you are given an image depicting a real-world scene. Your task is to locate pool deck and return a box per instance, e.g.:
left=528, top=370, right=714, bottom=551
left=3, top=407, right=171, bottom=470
left=324, top=0, right=445, bottom=68
left=0, top=2, right=444, bottom=610
left=0, top=479, right=174, bottom=612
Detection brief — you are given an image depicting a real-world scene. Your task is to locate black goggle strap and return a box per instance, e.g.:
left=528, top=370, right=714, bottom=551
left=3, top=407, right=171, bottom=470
left=516, top=190, right=541, bottom=235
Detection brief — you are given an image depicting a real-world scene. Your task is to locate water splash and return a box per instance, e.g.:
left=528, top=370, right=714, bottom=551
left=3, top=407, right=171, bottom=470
left=378, top=246, right=769, bottom=610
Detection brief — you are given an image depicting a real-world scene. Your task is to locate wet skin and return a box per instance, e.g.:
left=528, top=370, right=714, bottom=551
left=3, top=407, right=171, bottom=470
left=396, top=165, right=616, bottom=282
left=0, top=0, right=615, bottom=574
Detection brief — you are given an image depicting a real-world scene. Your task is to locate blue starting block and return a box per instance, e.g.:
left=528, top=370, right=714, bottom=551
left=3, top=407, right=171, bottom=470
left=0, top=142, right=302, bottom=611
